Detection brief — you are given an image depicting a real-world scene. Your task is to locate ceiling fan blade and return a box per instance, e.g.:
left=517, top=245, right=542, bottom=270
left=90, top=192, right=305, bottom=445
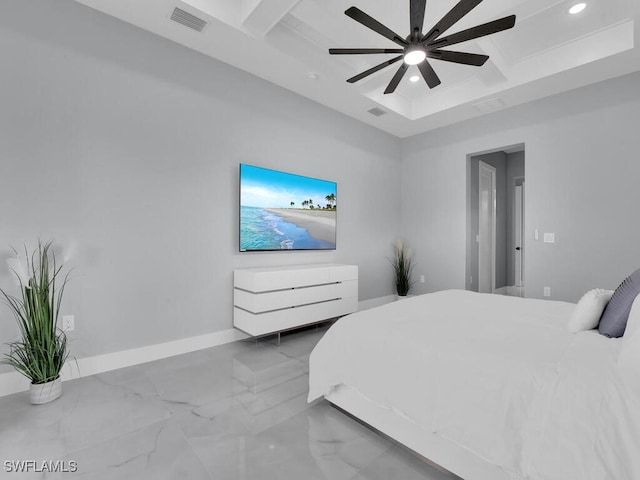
left=329, top=48, right=404, bottom=55
left=427, top=49, right=489, bottom=66
left=428, top=15, right=516, bottom=49
left=345, top=7, right=409, bottom=47
left=410, top=0, right=427, bottom=37
left=418, top=60, right=441, bottom=88
left=347, top=55, right=404, bottom=83
left=422, top=0, right=482, bottom=43
left=384, top=63, right=409, bottom=94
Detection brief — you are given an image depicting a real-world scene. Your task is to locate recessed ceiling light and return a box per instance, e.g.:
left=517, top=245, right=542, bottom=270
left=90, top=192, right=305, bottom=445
left=569, top=3, right=586, bottom=14
left=409, top=75, right=420, bottom=83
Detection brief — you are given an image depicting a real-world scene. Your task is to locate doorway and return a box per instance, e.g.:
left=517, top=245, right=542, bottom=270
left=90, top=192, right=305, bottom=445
left=466, top=146, right=525, bottom=296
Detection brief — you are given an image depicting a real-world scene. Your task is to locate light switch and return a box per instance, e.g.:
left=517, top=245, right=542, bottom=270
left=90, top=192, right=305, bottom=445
left=543, top=233, right=555, bottom=243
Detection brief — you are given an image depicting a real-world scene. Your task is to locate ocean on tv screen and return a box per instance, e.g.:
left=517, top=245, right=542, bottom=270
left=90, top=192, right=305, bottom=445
left=240, top=206, right=336, bottom=251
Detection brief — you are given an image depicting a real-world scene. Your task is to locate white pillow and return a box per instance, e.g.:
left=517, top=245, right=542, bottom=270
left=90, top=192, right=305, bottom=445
left=568, top=289, right=614, bottom=333
left=618, top=295, right=640, bottom=370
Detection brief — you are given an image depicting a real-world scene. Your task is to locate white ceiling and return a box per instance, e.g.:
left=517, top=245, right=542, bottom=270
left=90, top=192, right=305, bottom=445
left=73, top=0, right=639, bottom=138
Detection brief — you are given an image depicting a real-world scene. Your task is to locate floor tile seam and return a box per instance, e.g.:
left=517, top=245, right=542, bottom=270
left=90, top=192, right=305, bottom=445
left=57, top=417, right=171, bottom=468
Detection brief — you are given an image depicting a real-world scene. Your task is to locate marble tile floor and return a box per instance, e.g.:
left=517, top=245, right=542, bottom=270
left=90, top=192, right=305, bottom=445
left=0, top=325, right=460, bottom=479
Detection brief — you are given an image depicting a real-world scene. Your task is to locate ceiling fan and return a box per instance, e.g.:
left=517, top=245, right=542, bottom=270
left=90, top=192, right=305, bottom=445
left=329, top=0, right=516, bottom=94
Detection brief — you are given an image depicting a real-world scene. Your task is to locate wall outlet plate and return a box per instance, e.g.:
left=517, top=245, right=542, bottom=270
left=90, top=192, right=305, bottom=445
left=62, top=315, right=75, bottom=332
left=543, top=287, right=551, bottom=297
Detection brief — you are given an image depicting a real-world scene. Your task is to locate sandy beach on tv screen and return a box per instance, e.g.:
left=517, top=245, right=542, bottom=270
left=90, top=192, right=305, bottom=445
left=265, top=208, right=336, bottom=244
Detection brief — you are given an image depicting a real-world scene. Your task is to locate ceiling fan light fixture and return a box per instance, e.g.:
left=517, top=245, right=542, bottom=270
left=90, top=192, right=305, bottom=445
left=569, top=3, right=586, bottom=14
left=404, top=47, right=426, bottom=65
left=329, top=3, right=517, bottom=94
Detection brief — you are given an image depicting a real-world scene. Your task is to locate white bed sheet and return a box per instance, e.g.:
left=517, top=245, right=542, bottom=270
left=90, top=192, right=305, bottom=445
left=308, top=290, right=640, bottom=479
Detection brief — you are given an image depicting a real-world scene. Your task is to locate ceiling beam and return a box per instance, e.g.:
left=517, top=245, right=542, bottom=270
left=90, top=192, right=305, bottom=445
left=242, top=0, right=301, bottom=37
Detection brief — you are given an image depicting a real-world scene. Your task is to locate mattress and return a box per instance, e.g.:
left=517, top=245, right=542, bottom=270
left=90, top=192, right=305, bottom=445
left=308, top=290, right=640, bottom=479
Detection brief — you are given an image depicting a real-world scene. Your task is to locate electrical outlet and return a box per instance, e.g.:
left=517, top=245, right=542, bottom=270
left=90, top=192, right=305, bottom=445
left=62, top=315, right=75, bottom=332
left=420, top=275, right=425, bottom=284
left=543, top=287, right=551, bottom=297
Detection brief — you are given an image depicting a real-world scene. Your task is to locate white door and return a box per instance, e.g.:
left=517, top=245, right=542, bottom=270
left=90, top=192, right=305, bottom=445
left=478, top=161, right=496, bottom=293
left=515, top=183, right=525, bottom=287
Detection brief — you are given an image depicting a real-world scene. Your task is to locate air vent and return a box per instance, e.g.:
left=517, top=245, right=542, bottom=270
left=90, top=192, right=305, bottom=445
left=473, top=97, right=506, bottom=114
left=170, top=7, right=207, bottom=32
left=367, top=107, right=387, bottom=117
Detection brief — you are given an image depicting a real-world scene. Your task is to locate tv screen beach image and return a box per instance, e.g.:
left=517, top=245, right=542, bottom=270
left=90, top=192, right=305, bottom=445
left=240, top=164, right=337, bottom=251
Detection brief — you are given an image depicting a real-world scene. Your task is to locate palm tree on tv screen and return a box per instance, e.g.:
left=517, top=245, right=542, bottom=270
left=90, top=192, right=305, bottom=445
left=325, top=193, right=336, bottom=209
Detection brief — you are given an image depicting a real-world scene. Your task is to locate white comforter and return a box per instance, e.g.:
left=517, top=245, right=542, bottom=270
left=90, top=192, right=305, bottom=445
left=308, top=290, right=640, bottom=480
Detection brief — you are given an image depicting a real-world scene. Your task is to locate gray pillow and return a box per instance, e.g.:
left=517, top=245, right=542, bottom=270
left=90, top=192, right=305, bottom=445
left=598, top=268, right=640, bottom=338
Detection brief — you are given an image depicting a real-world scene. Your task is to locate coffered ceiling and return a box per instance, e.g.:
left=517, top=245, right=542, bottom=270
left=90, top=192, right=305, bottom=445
left=73, top=0, right=638, bottom=137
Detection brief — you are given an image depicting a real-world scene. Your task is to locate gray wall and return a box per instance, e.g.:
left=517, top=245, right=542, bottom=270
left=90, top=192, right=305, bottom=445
left=0, top=0, right=401, bottom=364
left=401, top=71, right=640, bottom=301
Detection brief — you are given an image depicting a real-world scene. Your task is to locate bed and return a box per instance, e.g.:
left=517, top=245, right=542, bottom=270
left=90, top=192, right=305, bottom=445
left=308, top=290, right=640, bottom=480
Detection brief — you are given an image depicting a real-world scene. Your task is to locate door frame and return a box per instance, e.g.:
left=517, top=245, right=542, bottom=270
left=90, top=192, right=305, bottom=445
left=514, top=179, right=525, bottom=288
left=478, top=160, right=497, bottom=293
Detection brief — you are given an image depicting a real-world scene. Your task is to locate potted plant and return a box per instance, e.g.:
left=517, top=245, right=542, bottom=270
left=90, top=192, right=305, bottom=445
left=390, top=239, right=414, bottom=298
left=1, top=241, right=70, bottom=404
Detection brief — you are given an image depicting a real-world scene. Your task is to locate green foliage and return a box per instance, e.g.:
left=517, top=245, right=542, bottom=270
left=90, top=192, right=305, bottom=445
left=1, top=241, right=70, bottom=384
left=390, top=240, right=414, bottom=296
left=299, top=194, right=336, bottom=210
left=325, top=193, right=336, bottom=209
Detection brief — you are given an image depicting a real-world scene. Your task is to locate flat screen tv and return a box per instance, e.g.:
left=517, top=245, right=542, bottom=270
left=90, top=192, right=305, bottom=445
left=239, top=164, right=337, bottom=252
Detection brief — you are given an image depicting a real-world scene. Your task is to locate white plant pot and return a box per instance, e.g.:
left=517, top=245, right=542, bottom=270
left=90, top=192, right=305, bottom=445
left=29, top=377, right=62, bottom=405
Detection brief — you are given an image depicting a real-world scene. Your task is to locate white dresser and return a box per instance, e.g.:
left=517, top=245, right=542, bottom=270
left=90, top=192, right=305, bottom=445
left=233, top=263, right=358, bottom=337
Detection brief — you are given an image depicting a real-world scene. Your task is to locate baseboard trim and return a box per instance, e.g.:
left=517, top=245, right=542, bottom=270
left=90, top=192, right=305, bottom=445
left=358, top=295, right=397, bottom=311
left=0, top=328, right=249, bottom=398
left=494, top=285, right=525, bottom=297
left=1, top=295, right=396, bottom=398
